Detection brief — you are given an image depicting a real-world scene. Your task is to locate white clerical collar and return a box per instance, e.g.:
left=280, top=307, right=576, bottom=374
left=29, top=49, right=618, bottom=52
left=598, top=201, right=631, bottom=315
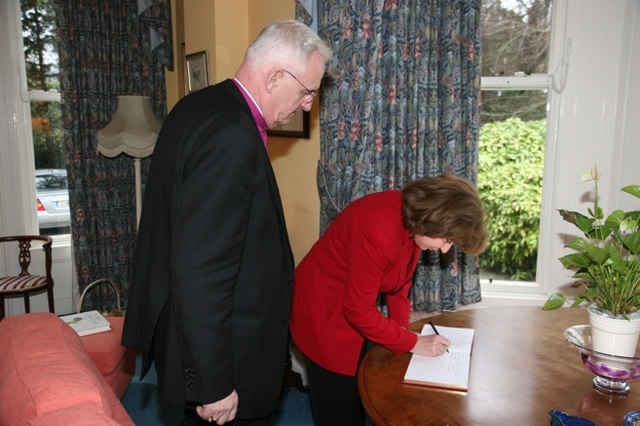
left=233, top=78, right=264, bottom=116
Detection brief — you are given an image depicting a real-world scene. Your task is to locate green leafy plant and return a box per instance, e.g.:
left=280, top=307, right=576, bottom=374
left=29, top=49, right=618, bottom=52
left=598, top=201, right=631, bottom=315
left=543, top=166, right=640, bottom=317
left=478, top=117, right=545, bottom=280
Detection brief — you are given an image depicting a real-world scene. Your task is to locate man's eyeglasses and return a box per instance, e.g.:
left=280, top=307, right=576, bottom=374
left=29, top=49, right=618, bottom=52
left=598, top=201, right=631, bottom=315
left=282, top=69, right=317, bottom=99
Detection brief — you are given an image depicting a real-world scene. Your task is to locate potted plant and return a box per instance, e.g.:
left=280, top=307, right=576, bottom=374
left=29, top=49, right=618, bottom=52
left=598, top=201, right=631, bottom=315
left=543, top=165, right=640, bottom=357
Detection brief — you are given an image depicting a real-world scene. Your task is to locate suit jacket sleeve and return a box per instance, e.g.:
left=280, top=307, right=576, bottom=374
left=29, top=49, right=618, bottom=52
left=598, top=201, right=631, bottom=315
left=172, top=123, right=261, bottom=403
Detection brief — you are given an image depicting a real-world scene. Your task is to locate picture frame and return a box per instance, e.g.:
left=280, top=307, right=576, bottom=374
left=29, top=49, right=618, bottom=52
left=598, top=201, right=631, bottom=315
left=185, top=50, right=209, bottom=93
left=266, top=110, right=310, bottom=138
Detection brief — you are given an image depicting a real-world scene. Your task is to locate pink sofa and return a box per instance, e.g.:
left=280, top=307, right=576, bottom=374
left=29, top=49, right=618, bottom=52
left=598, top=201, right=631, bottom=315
left=80, top=315, right=136, bottom=399
left=0, top=312, right=135, bottom=425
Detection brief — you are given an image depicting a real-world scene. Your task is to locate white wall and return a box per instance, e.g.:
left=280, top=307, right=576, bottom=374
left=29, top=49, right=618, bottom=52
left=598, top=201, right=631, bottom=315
left=544, top=0, right=639, bottom=298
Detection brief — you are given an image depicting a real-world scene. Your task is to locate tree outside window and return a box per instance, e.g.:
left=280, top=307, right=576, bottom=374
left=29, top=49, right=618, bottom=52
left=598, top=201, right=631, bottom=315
left=21, top=0, right=68, bottom=235
left=478, top=0, right=552, bottom=282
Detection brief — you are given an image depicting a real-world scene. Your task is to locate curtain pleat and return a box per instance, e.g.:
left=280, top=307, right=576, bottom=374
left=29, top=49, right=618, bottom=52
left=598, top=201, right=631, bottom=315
left=314, top=0, right=482, bottom=312
left=54, top=0, right=170, bottom=311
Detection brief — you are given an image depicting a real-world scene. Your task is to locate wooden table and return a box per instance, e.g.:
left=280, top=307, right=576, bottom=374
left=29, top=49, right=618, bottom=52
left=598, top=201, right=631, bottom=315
left=358, top=306, right=640, bottom=426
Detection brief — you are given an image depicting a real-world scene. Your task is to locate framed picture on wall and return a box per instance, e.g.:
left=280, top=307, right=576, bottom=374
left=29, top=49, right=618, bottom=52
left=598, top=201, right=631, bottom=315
left=266, top=110, right=310, bottom=138
left=185, top=50, right=209, bottom=93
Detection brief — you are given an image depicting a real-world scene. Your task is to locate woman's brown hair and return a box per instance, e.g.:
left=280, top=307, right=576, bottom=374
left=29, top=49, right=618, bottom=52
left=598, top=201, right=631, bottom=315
left=401, top=174, right=489, bottom=255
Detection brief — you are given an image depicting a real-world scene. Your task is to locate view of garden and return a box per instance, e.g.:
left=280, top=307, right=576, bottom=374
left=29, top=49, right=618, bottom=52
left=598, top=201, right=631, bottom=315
left=478, top=0, right=551, bottom=282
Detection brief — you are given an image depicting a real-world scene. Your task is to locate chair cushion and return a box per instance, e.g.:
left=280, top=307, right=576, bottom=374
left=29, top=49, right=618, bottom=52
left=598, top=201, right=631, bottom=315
left=0, top=275, right=47, bottom=291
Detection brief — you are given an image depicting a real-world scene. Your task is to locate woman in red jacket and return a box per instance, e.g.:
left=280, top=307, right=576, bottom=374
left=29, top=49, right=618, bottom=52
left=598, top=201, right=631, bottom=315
left=290, top=174, right=489, bottom=426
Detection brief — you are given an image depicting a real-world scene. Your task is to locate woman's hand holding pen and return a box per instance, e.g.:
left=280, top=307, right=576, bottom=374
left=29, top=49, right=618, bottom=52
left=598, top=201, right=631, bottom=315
left=410, top=333, right=451, bottom=357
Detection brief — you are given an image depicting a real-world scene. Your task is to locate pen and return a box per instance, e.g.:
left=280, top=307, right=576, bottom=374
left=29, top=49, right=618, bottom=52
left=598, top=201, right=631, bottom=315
left=429, top=320, right=449, bottom=353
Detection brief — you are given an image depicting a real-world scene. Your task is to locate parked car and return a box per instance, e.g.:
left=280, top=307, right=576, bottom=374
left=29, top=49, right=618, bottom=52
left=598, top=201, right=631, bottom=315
left=36, top=169, right=70, bottom=233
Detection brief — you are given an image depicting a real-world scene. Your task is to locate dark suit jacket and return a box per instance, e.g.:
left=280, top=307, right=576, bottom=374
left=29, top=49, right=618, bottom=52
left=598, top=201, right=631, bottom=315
left=122, top=79, right=295, bottom=419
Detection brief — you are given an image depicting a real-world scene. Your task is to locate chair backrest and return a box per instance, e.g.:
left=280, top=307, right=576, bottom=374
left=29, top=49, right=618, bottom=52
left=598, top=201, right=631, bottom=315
left=0, top=235, right=53, bottom=279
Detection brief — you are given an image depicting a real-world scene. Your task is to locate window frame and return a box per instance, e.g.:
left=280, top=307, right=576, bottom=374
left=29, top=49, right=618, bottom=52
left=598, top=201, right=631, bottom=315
left=478, top=0, right=569, bottom=302
left=0, top=0, right=69, bottom=243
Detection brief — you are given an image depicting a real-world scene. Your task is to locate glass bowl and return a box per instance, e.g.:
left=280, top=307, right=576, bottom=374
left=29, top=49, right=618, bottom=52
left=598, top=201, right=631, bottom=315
left=564, top=325, right=640, bottom=395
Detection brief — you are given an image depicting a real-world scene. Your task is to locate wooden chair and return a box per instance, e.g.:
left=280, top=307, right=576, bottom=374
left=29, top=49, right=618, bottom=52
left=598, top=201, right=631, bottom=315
left=0, top=235, right=54, bottom=319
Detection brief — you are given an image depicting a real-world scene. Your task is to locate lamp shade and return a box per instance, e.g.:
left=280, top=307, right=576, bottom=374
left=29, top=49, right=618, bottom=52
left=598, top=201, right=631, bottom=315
left=96, top=95, right=160, bottom=159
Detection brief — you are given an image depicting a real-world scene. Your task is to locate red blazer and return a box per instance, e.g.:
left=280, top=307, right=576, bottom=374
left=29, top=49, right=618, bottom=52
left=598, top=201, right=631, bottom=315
left=290, top=190, right=420, bottom=376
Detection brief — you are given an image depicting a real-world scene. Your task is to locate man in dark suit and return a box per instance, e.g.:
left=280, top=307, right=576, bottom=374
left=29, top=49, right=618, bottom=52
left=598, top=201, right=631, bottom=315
left=122, top=20, right=333, bottom=426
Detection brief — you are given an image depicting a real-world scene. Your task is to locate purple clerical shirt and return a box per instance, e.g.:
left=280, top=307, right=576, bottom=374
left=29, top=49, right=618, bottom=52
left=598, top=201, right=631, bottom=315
left=232, top=78, right=267, bottom=145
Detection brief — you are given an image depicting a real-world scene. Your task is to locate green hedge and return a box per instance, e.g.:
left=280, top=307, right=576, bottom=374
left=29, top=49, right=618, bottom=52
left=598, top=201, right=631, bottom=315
left=478, top=117, right=545, bottom=281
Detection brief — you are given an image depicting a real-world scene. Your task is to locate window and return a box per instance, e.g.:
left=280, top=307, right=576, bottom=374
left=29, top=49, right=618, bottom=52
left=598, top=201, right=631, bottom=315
left=21, top=0, right=68, bottom=236
left=35, top=167, right=70, bottom=234
left=478, top=0, right=554, bottom=289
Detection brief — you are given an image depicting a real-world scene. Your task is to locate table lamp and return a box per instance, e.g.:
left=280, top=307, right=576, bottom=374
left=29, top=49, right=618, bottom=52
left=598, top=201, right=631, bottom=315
left=96, top=95, right=161, bottom=227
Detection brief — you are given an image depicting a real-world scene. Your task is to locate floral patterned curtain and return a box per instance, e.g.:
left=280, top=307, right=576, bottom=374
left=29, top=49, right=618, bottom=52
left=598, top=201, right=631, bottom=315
left=313, top=0, right=482, bottom=312
left=54, top=0, right=171, bottom=311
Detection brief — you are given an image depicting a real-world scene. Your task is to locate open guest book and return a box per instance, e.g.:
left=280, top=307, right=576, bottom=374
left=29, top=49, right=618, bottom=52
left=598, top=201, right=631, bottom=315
left=59, top=310, right=111, bottom=337
left=403, top=324, right=475, bottom=391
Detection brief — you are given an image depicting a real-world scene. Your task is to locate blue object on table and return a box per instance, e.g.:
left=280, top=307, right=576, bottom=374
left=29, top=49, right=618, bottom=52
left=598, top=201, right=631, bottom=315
left=548, top=410, right=596, bottom=426
left=624, top=410, right=640, bottom=426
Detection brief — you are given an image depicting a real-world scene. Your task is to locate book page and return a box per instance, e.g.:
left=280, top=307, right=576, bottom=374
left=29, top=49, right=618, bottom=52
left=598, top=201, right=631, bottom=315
left=404, top=351, right=470, bottom=389
left=421, top=324, right=475, bottom=353
left=402, top=325, right=475, bottom=390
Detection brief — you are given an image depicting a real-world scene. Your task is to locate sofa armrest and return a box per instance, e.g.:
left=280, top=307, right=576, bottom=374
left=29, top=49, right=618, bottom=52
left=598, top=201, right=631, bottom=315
left=81, top=316, right=136, bottom=398
left=0, top=312, right=134, bottom=426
